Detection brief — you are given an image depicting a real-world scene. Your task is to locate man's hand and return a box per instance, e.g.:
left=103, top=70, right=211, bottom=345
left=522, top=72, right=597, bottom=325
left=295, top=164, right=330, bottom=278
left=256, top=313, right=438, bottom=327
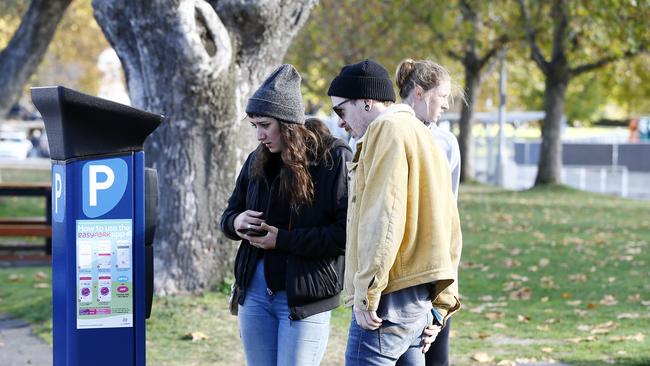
left=421, top=324, right=442, bottom=353
left=353, top=305, right=382, bottom=330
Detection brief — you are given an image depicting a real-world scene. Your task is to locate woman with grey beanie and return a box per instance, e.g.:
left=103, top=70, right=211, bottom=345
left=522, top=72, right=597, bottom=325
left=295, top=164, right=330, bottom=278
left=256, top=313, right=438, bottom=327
left=220, top=64, right=352, bottom=365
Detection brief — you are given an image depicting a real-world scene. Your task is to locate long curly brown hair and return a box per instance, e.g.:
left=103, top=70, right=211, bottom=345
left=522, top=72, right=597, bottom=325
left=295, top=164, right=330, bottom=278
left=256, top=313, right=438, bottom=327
left=251, top=118, right=337, bottom=212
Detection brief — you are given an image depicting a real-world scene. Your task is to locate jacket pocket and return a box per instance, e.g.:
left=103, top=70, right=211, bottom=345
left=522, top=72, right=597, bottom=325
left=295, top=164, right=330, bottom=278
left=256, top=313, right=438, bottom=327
left=286, top=255, right=344, bottom=304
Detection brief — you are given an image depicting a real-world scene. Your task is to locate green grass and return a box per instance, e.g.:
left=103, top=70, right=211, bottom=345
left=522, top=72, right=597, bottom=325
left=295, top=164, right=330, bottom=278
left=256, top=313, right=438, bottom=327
left=451, top=183, right=650, bottom=365
left=1, top=182, right=649, bottom=365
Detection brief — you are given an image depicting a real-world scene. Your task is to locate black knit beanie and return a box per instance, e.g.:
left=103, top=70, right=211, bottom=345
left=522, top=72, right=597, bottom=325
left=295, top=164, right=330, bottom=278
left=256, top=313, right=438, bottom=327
left=246, top=64, right=305, bottom=124
left=327, top=59, right=396, bottom=102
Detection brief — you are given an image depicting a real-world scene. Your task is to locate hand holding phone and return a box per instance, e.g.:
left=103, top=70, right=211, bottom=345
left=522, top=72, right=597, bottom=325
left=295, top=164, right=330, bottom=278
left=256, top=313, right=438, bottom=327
left=237, top=228, right=267, bottom=237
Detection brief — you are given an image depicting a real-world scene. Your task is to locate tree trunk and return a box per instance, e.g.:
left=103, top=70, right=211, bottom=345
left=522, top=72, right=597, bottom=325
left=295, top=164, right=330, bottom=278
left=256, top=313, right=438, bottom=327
left=0, top=0, right=72, bottom=117
left=93, top=0, right=315, bottom=294
left=535, top=72, right=568, bottom=185
left=458, top=65, right=480, bottom=182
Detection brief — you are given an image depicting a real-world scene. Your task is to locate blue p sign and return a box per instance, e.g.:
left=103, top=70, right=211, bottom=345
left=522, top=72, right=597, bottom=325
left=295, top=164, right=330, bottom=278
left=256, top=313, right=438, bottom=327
left=82, top=158, right=128, bottom=218
left=52, top=165, right=65, bottom=223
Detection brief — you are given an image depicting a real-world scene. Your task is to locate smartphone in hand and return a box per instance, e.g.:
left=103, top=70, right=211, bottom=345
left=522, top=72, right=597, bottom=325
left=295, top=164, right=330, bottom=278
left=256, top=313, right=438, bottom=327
left=237, top=228, right=267, bottom=237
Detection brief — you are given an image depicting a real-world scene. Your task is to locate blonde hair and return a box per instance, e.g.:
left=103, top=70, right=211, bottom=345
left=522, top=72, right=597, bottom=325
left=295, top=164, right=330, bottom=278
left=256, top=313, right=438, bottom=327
left=395, top=59, right=451, bottom=99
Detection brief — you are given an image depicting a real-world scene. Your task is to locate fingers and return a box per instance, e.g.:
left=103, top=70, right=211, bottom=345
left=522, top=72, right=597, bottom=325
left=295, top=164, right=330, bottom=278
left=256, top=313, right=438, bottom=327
left=422, top=342, right=431, bottom=354
left=359, top=310, right=381, bottom=330
left=423, top=324, right=441, bottom=336
left=241, top=211, right=264, bottom=227
left=259, top=222, right=277, bottom=233
left=368, top=311, right=382, bottom=325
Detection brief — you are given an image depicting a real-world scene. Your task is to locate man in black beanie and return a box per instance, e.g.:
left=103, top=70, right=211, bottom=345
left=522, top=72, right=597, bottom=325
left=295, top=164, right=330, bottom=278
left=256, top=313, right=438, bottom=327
left=329, top=59, right=462, bottom=365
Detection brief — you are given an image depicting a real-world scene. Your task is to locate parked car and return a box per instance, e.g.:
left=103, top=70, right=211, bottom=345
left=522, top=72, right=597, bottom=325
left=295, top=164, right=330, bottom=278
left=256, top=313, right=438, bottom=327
left=0, top=131, right=33, bottom=159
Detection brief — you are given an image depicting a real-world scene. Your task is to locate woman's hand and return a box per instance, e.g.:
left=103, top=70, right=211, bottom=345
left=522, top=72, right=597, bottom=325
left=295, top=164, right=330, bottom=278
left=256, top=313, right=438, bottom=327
left=245, top=223, right=279, bottom=250
left=234, top=210, right=265, bottom=239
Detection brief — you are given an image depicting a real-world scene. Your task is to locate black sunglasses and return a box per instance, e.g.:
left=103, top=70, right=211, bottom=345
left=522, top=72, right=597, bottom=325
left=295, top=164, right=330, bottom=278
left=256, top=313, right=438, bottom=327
left=333, top=99, right=351, bottom=119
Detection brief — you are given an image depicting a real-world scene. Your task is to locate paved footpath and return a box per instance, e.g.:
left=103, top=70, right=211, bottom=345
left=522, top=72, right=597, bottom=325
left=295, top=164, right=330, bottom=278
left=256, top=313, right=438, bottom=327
left=0, top=314, right=52, bottom=366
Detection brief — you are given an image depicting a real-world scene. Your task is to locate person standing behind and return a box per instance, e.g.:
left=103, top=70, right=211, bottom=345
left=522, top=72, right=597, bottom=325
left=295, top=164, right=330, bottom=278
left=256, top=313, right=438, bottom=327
left=396, top=59, right=460, bottom=199
left=220, top=64, right=351, bottom=366
left=328, top=59, right=462, bottom=366
left=395, top=59, right=462, bottom=365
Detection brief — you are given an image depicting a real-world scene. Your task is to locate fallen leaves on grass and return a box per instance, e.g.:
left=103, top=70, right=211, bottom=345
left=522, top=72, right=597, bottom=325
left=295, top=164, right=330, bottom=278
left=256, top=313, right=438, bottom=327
left=485, top=312, right=503, bottom=320
left=540, top=276, right=557, bottom=288
left=590, top=321, right=618, bottom=334
left=33, top=283, right=49, bottom=289
left=568, top=273, right=588, bottom=282
left=34, top=271, right=48, bottom=282
left=609, top=333, right=645, bottom=342
left=574, top=309, right=588, bottom=317
left=568, top=335, right=597, bottom=343
left=600, top=294, right=618, bottom=306
left=617, top=313, right=640, bottom=319
left=8, top=274, right=24, bottom=282
left=561, top=292, right=572, bottom=299
left=509, top=274, right=529, bottom=282
left=471, top=352, right=494, bottom=363
left=517, top=314, right=530, bottom=323
left=541, top=347, right=553, bottom=353
left=502, top=258, right=521, bottom=268
left=538, top=258, right=550, bottom=267
left=627, top=294, right=641, bottom=302
left=563, top=236, right=584, bottom=245
left=567, top=300, right=582, bottom=307
left=496, top=360, right=517, bottom=366
left=182, top=331, right=210, bottom=341
left=494, top=323, right=507, bottom=329
left=471, top=332, right=492, bottom=339
left=509, top=287, right=532, bottom=300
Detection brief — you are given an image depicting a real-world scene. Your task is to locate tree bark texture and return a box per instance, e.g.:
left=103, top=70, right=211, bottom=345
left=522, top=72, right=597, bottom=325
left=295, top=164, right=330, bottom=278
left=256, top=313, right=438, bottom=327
left=535, top=72, right=567, bottom=185
left=458, top=63, right=480, bottom=182
left=92, top=0, right=316, bottom=294
left=0, top=0, right=72, bottom=117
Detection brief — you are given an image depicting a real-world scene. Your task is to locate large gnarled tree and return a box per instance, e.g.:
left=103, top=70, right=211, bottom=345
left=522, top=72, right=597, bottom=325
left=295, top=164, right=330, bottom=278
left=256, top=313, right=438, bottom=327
left=93, top=0, right=316, bottom=294
left=0, top=0, right=72, bottom=117
left=518, top=0, right=648, bottom=185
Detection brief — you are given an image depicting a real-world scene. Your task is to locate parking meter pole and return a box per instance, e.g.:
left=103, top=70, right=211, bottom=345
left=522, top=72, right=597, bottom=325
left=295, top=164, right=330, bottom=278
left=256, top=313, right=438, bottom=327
left=32, top=86, right=162, bottom=366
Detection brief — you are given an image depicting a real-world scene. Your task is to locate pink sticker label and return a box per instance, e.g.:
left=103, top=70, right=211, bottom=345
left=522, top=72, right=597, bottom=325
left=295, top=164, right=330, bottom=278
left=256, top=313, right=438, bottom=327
left=117, top=286, right=129, bottom=293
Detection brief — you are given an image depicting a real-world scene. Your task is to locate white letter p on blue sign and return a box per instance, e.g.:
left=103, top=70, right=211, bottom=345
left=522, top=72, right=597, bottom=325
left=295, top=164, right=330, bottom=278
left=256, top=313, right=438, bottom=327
left=52, top=164, right=65, bottom=223
left=82, top=158, right=128, bottom=218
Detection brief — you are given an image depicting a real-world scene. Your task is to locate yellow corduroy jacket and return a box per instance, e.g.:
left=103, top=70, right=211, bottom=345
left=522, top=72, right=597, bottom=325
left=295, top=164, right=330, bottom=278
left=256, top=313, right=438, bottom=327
left=344, top=104, right=462, bottom=324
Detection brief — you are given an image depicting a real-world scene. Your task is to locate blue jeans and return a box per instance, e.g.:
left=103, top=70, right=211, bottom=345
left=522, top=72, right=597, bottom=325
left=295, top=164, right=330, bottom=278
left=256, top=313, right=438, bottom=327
left=346, top=310, right=433, bottom=366
left=238, top=260, right=331, bottom=366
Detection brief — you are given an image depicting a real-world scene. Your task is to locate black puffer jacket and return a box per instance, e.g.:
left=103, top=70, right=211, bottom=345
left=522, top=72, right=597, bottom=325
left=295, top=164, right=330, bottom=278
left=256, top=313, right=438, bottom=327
left=220, top=140, right=352, bottom=320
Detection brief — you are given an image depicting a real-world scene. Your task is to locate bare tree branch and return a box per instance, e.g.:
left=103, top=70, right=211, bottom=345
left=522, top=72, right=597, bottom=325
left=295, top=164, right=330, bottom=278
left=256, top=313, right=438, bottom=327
left=516, top=0, right=550, bottom=74
left=570, top=47, right=647, bottom=76
left=478, top=35, right=509, bottom=70
left=448, top=50, right=464, bottom=61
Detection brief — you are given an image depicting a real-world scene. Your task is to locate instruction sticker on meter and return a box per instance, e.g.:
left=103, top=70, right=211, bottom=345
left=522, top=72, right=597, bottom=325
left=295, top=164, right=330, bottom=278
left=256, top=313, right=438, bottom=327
left=76, top=219, right=133, bottom=329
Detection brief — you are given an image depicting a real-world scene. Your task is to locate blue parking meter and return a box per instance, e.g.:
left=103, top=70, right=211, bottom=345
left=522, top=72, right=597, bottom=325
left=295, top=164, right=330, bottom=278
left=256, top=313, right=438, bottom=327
left=32, top=86, right=162, bottom=366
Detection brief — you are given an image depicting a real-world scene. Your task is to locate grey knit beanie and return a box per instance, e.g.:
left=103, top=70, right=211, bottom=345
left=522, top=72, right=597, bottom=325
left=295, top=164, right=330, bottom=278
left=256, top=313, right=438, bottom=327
left=246, top=64, right=305, bottom=124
